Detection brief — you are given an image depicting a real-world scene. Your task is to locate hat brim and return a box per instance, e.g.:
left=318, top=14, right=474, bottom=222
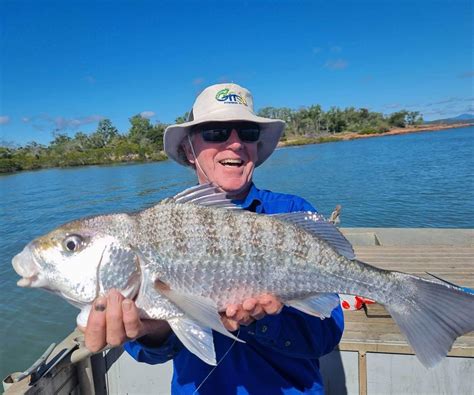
left=164, top=107, right=285, bottom=167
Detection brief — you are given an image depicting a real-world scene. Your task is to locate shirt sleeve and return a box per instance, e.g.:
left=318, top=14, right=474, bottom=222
left=124, top=332, right=184, bottom=364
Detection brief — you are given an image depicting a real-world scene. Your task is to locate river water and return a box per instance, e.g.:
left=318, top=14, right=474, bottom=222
left=1, top=126, right=473, bottom=378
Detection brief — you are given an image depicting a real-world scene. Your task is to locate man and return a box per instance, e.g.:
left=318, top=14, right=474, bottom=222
left=83, top=83, right=344, bottom=394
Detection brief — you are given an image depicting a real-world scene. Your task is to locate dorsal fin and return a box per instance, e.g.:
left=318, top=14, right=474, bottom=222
left=272, top=212, right=355, bottom=260
left=168, top=183, right=241, bottom=210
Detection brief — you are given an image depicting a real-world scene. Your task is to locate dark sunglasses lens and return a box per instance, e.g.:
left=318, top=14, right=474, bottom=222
left=201, top=128, right=230, bottom=142
left=238, top=128, right=260, bottom=142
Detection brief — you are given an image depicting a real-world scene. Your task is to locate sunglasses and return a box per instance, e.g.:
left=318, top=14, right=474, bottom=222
left=193, top=122, right=261, bottom=143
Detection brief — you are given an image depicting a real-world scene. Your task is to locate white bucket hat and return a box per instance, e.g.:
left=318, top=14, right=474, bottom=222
left=164, top=83, right=285, bottom=167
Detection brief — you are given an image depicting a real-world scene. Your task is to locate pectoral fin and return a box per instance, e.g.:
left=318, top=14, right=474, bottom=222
left=168, top=317, right=217, bottom=365
left=158, top=284, right=244, bottom=344
left=287, top=293, right=340, bottom=318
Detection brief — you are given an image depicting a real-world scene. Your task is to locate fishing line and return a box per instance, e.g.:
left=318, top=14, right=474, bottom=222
left=192, top=329, right=241, bottom=394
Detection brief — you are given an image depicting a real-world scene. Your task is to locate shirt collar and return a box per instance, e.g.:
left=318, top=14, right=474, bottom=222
left=232, top=183, right=263, bottom=212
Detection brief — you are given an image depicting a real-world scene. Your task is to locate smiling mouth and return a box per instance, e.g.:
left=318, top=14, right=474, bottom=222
left=219, top=159, right=244, bottom=167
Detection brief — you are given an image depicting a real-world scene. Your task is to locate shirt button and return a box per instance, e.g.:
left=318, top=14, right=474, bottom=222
left=261, top=325, right=268, bottom=333
left=285, top=340, right=291, bottom=347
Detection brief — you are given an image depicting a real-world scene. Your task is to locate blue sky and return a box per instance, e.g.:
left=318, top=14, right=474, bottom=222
left=1, top=0, right=473, bottom=146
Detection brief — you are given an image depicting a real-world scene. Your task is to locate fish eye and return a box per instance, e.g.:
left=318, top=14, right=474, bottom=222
left=63, top=235, right=83, bottom=252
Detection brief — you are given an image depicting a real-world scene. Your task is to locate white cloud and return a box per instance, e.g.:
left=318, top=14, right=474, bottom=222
left=140, top=111, right=155, bottom=119
left=0, top=116, right=10, bottom=125
left=384, top=103, right=402, bottom=110
left=324, top=59, right=348, bottom=70
left=56, top=115, right=103, bottom=130
left=26, top=114, right=104, bottom=131
left=425, top=97, right=470, bottom=107
left=421, top=96, right=474, bottom=120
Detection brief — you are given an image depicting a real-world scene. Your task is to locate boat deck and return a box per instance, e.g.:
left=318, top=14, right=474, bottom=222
left=341, top=244, right=474, bottom=357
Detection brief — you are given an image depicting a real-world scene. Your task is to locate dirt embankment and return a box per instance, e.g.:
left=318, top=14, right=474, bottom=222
left=279, top=123, right=473, bottom=147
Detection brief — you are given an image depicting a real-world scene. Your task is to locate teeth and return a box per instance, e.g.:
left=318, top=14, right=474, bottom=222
left=220, top=159, right=243, bottom=166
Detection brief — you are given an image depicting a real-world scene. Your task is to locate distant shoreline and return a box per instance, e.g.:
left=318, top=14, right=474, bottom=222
left=278, top=122, right=473, bottom=148
left=1, top=123, right=472, bottom=175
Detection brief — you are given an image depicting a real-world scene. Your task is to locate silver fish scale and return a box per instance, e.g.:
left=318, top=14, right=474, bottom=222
left=129, top=203, right=380, bottom=309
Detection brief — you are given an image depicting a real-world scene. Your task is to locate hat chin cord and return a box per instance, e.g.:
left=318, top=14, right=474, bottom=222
left=187, top=134, right=211, bottom=184
left=186, top=134, right=250, bottom=199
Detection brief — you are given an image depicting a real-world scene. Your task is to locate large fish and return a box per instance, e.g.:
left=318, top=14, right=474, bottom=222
left=12, top=184, right=474, bottom=367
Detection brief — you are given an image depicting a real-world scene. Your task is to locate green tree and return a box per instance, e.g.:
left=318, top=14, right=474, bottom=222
left=326, top=107, right=346, bottom=133
left=388, top=110, right=409, bottom=128
left=175, top=112, right=190, bottom=124
left=51, top=132, right=72, bottom=147
left=90, top=119, right=119, bottom=148
left=147, top=123, right=166, bottom=150
left=73, top=132, right=91, bottom=151
left=128, top=115, right=153, bottom=146
left=406, top=111, right=423, bottom=125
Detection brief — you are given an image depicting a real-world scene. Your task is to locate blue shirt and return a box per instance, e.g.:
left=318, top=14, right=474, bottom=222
left=125, top=184, right=344, bottom=394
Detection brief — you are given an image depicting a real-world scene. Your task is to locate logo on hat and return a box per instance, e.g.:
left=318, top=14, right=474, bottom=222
left=215, top=88, right=248, bottom=106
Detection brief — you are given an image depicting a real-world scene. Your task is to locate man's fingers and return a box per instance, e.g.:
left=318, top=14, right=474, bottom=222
left=85, top=297, right=107, bottom=352
left=249, top=304, right=265, bottom=320
left=258, top=294, right=283, bottom=315
left=221, top=314, right=240, bottom=331
left=243, top=298, right=265, bottom=320
left=105, top=290, right=126, bottom=346
left=122, top=299, right=143, bottom=339
left=225, top=304, right=239, bottom=318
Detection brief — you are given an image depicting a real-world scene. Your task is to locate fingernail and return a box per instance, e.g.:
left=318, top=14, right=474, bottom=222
left=228, top=308, right=236, bottom=317
left=94, top=297, right=106, bottom=312
left=122, top=300, right=132, bottom=312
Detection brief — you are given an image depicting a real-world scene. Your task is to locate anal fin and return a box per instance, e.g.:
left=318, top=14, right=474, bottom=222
left=160, top=287, right=244, bottom=344
left=168, top=317, right=217, bottom=365
left=287, top=293, right=340, bottom=318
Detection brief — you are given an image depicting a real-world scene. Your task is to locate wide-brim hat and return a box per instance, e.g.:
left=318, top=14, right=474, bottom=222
left=164, top=83, right=285, bottom=167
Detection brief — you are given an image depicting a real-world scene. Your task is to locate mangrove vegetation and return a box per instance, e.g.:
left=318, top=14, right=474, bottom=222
left=0, top=107, right=423, bottom=173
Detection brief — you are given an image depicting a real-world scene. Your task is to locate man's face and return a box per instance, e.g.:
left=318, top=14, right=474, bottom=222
left=184, top=122, right=259, bottom=199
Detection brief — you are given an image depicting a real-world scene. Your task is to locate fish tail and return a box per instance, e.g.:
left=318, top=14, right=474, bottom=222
left=384, top=272, right=474, bottom=368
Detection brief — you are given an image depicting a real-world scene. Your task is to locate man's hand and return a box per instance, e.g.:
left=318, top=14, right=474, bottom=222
left=79, top=290, right=283, bottom=352
left=221, top=294, right=283, bottom=331
left=78, top=289, right=171, bottom=353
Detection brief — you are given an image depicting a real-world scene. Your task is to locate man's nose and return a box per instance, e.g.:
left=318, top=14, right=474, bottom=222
left=226, top=129, right=243, bottom=146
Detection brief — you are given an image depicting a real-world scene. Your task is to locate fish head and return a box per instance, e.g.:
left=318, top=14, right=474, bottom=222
left=12, top=215, right=141, bottom=311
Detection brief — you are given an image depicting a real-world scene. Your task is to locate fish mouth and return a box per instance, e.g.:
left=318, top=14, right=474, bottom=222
left=12, top=243, right=43, bottom=288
